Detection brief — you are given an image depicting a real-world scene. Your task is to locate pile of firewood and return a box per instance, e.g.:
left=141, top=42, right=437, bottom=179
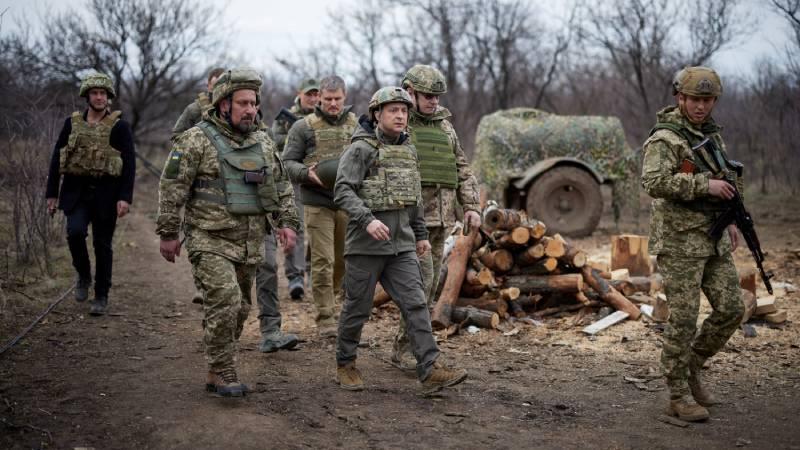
left=426, top=206, right=662, bottom=332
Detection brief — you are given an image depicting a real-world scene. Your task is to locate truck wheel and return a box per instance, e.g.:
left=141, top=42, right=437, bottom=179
left=526, top=166, right=602, bottom=237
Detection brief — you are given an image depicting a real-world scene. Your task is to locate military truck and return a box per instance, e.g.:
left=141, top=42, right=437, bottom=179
left=473, top=108, right=639, bottom=236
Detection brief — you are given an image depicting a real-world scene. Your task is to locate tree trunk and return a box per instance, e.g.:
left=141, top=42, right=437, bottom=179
left=478, top=247, right=514, bottom=273
left=483, top=207, right=525, bottom=232
left=515, top=243, right=546, bottom=266
left=541, top=236, right=566, bottom=258
left=452, top=306, right=500, bottom=329
left=495, top=227, right=531, bottom=248
left=581, top=266, right=641, bottom=320
left=431, top=230, right=476, bottom=329
left=611, top=234, right=652, bottom=276
left=559, top=245, right=587, bottom=269
left=504, top=274, right=583, bottom=295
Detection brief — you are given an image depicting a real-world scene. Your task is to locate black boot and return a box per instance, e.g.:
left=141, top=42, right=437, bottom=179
left=75, top=277, right=91, bottom=302
left=89, top=296, right=108, bottom=316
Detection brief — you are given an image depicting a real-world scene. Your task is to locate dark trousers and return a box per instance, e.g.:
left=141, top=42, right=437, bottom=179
left=65, top=192, right=118, bottom=297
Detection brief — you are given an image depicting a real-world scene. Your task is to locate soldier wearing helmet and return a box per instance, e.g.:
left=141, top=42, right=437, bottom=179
left=45, top=72, right=136, bottom=316
left=156, top=68, right=300, bottom=398
left=395, top=64, right=481, bottom=369
left=332, top=86, right=468, bottom=394
left=281, top=75, right=357, bottom=338
left=171, top=67, right=226, bottom=141
left=642, top=66, right=744, bottom=421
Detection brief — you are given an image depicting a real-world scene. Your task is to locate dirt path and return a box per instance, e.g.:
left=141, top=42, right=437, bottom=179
left=2, top=201, right=800, bottom=449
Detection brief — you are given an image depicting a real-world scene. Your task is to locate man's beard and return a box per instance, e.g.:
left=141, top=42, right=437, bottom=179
left=233, top=117, right=254, bottom=133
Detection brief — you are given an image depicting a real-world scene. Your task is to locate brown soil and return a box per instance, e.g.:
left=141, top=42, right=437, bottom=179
left=1, top=193, right=799, bottom=449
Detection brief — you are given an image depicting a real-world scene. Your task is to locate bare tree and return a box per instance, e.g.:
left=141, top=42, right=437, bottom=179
left=771, top=0, right=800, bottom=78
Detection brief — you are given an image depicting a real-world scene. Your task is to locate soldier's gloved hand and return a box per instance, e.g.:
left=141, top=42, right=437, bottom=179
left=117, top=200, right=130, bottom=218
left=416, top=239, right=431, bottom=257
left=367, top=219, right=390, bottom=241
left=727, top=224, right=740, bottom=252
left=159, top=239, right=181, bottom=263
left=277, top=227, right=297, bottom=254
left=708, top=179, right=735, bottom=200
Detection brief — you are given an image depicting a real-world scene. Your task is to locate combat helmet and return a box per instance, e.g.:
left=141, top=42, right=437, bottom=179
left=212, top=68, right=263, bottom=107
left=80, top=73, right=116, bottom=99
left=401, top=65, right=447, bottom=95
left=368, top=86, right=414, bottom=112
left=672, top=66, right=722, bottom=97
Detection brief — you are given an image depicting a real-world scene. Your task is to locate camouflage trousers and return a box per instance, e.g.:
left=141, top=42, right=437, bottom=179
left=658, top=252, right=744, bottom=399
left=190, top=251, right=255, bottom=372
left=393, top=226, right=446, bottom=355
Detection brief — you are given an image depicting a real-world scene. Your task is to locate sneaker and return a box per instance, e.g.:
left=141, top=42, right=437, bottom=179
left=288, top=277, right=305, bottom=301
left=89, top=296, right=108, bottom=316
left=668, top=396, right=709, bottom=422
left=75, top=277, right=91, bottom=302
left=259, top=332, right=299, bottom=353
left=206, top=367, right=248, bottom=397
left=337, top=361, right=364, bottom=391
left=420, top=361, right=467, bottom=394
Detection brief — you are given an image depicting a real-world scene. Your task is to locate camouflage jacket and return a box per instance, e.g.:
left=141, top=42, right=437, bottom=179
left=334, top=116, right=428, bottom=256
left=271, top=98, right=314, bottom=154
left=409, top=107, right=480, bottom=228
left=282, top=105, right=356, bottom=209
left=642, top=106, right=739, bottom=257
left=171, top=92, right=212, bottom=140
left=157, top=112, right=299, bottom=265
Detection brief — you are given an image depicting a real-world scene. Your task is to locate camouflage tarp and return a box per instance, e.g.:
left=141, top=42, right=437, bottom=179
left=473, top=108, right=640, bottom=222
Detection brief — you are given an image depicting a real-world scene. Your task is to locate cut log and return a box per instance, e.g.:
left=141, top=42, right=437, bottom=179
left=559, top=246, right=587, bottom=269
left=582, top=310, right=630, bottom=335
left=373, top=283, right=392, bottom=308
left=574, top=291, right=592, bottom=305
left=507, top=299, right=526, bottom=318
left=456, top=296, right=508, bottom=317
left=541, top=236, right=566, bottom=258
left=587, top=259, right=610, bottom=273
left=527, top=219, right=547, bottom=240
left=483, top=208, right=526, bottom=232
left=609, top=279, right=636, bottom=296
left=611, top=234, right=652, bottom=276
left=515, top=243, right=546, bottom=266
left=431, top=230, right=476, bottom=329
left=650, top=273, right=664, bottom=292
left=479, top=248, right=514, bottom=273
left=533, top=300, right=601, bottom=318
left=460, top=283, right=489, bottom=298
left=765, top=310, right=787, bottom=324
left=513, top=257, right=558, bottom=276
left=627, top=293, right=656, bottom=305
left=499, top=287, right=521, bottom=301
left=495, top=227, right=531, bottom=248
left=477, top=267, right=495, bottom=286
left=464, top=267, right=483, bottom=286
left=739, top=268, right=757, bottom=297
left=610, top=269, right=630, bottom=281
left=581, top=266, right=641, bottom=320
left=653, top=293, right=670, bottom=322
left=505, top=274, right=583, bottom=295
left=452, top=306, right=500, bottom=329
left=741, top=289, right=756, bottom=324
left=516, top=294, right=540, bottom=310
left=754, top=296, right=777, bottom=316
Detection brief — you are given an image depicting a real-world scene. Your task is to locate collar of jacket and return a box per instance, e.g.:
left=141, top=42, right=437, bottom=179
left=657, top=105, right=721, bottom=138
left=314, top=104, right=354, bottom=125
left=292, top=97, right=314, bottom=115
left=205, top=110, right=257, bottom=144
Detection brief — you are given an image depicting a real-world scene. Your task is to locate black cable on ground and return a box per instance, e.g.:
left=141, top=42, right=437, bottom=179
left=0, top=284, right=75, bottom=356
left=135, top=151, right=163, bottom=178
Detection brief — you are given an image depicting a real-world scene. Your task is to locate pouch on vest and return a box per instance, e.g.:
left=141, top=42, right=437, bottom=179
left=358, top=144, right=421, bottom=212
left=411, top=125, right=458, bottom=188
left=60, top=111, right=123, bottom=177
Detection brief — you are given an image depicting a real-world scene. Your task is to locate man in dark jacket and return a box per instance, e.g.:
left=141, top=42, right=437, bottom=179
left=46, top=72, right=136, bottom=315
left=333, top=86, right=467, bottom=394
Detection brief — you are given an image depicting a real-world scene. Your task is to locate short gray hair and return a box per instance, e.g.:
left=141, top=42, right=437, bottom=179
left=320, top=75, right=346, bottom=93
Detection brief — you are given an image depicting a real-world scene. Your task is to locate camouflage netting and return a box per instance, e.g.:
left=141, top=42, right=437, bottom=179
left=473, top=108, right=641, bottom=223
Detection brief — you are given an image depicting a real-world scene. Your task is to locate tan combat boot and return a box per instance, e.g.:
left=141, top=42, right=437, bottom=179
left=668, top=396, right=709, bottom=422
left=337, top=361, right=365, bottom=391
left=689, top=357, right=718, bottom=407
left=206, top=367, right=248, bottom=397
left=420, top=361, right=468, bottom=395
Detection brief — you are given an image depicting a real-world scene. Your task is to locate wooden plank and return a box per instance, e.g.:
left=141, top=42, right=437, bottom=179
left=755, top=296, right=777, bottom=316
left=582, top=310, right=630, bottom=335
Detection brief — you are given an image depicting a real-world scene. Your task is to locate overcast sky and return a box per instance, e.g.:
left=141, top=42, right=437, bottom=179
left=0, top=0, right=792, bottom=80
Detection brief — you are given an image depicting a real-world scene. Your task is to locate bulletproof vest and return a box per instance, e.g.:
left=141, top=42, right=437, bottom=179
left=410, top=123, right=458, bottom=188
left=60, top=111, right=123, bottom=177
left=192, top=122, right=280, bottom=215
left=302, top=112, right=357, bottom=167
left=358, top=140, right=422, bottom=212
left=650, top=122, right=738, bottom=213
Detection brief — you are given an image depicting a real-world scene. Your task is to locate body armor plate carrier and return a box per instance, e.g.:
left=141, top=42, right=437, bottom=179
left=302, top=113, right=357, bottom=167
left=358, top=141, right=421, bottom=212
left=411, top=124, right=458, bottom=188
left=60, top=111, right=123, bottom=177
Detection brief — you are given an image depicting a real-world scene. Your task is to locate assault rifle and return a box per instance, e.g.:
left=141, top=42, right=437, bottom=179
left=275, top=108, right=299, bottom=126
left=708, top=189, right=773, bottom=294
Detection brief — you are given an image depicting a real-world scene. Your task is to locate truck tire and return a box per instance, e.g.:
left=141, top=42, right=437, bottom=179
left=526, top=166, right=602, bottom=237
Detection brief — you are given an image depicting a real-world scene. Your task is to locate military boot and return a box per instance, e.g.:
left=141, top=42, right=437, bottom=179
left=668, top=396, right=709, bottom=422
left=75, top=277, right=91, bottom=302
left=259, top=331, right=299, bottom=353
left=89, top=296, right=108, bottom=316
left=689, top=356, right=718, bottom=407
left=420, top=361, right=468, bottom=395
left=206, top=367, right=248, bottom=397
left=337, top=361, right=364, bottom=391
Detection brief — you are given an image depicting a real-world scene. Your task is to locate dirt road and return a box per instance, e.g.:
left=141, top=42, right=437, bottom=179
left=2, top=196, right=799, bottom=449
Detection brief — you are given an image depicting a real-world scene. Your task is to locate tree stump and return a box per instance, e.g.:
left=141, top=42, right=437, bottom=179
left=611, top=234, right=652, bottom=277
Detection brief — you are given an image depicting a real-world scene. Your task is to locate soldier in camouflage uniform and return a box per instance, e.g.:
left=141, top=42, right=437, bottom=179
left=282, top=75, right=357, bottom=338
left=171, top=67, right=226, bottom=141
left=642, top=66, right=744, bottom=421
left=46, top=73, right=136, bottom=316
left=334, top=86, right=467, bottom=394
left=157, top=68, right=299, bottom=397
left=392, top=65, right=481, bottom=369
left=255, top=78, right=318, bottom=352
